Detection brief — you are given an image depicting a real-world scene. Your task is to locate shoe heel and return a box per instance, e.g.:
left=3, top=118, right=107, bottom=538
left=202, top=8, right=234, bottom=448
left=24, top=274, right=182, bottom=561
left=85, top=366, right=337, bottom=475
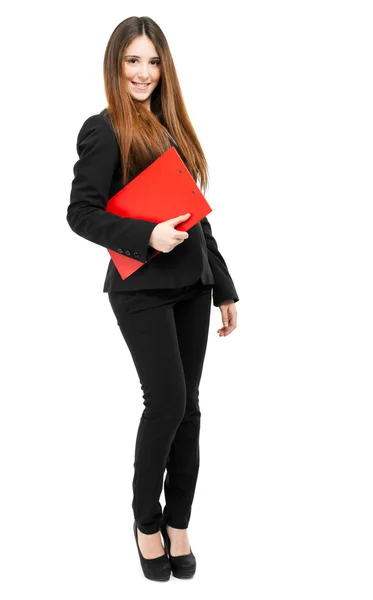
left=159, top=517, right=197, bottom=579
left=133, top=521, right=171, bottom=582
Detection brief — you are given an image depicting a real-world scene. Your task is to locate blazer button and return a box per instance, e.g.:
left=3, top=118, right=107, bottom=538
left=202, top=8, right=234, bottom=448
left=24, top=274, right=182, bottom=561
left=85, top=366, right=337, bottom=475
left=116, top=248, right=124, bottom=254
left=133, top=251, right=140, bottom=259
left=124, top=250, right=132, bottom=256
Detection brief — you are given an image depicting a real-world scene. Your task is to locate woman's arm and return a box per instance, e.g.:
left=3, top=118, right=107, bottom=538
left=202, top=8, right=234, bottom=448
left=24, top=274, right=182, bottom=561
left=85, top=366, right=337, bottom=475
left=67, top=114, right=158, bottom=262
left=200, top=216, right=239, bottom=307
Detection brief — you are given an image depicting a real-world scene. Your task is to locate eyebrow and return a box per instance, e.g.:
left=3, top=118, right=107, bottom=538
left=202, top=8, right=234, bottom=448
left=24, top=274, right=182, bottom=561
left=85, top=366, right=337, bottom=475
left=124, top=54, right=160, bottom=59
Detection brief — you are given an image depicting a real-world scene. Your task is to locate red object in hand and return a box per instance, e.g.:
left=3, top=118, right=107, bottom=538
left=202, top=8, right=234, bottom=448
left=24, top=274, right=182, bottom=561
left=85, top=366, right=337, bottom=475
left=105, top=146, right=212, bottom=280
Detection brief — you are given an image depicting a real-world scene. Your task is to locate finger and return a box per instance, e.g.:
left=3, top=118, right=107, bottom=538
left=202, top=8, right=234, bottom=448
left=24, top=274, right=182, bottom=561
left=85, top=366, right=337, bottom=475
left=220, top=309, right=229, bottom=328
left=217, top=320, right=237, bottom=335
left=220, top=318, right=233, bottom=330
left=218, top=325, right=235, bottom=336
left=217, top=325, right=231, bottom=334
left=174, top=231, right=189, bottom=241
left=218, top=328, right=232, bottom=336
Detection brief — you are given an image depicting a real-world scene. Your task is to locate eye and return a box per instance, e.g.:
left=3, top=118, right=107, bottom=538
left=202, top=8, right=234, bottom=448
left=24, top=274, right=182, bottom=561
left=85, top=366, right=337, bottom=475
left=128, top=59, right=160, bottom=66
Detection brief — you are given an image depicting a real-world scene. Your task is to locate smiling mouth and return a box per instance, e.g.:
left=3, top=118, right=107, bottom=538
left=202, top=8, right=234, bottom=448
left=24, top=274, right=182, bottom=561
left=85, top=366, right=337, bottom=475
left=132, top=82, right=150, bottom=88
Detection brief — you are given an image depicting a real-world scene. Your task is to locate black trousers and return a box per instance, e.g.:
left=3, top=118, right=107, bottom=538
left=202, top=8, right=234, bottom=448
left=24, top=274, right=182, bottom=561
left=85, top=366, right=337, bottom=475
left=108, top=278, right=213, bottom=535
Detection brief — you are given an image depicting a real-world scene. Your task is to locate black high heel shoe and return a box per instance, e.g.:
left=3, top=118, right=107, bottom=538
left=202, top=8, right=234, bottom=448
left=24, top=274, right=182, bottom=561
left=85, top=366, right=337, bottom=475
left=133, top=521, right=171, bottom=581
left=159, top=516, right=197, bottom=579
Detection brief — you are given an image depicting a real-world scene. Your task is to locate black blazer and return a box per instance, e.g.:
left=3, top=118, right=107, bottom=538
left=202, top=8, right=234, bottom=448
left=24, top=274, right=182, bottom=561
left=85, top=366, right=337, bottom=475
left=67, top=109, right=239, bottom=307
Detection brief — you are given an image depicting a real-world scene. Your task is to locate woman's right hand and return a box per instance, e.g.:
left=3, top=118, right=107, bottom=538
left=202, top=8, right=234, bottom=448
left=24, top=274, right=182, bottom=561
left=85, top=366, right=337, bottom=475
left=148, top=213, right=191, bottom=253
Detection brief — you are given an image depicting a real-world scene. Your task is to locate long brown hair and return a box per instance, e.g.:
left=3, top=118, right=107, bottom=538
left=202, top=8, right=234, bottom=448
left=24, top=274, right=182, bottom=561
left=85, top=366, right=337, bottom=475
left=103, top=16, right=209, bottom=193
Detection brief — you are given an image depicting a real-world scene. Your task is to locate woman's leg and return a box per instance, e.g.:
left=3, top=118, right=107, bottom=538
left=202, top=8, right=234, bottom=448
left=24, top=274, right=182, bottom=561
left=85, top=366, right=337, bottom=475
left=108, top=291, right=188, bottom=535
left=163, top=284, right=212, bottom=529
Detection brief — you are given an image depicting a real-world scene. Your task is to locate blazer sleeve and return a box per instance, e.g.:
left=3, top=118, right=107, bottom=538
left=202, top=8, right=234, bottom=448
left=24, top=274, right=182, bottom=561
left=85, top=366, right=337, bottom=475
left=200, top=216, right=239, bottom=307
left=67, top=114, right=158, bottom=262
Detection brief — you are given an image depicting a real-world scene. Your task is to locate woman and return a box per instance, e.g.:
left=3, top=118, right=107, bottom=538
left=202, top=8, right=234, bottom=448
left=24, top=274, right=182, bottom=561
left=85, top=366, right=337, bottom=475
left=67, top=16, right=239, bottom=582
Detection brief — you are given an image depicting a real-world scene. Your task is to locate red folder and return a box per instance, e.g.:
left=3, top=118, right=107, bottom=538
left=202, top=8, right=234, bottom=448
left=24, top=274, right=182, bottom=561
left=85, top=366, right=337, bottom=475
left=105, top=146, right=212, bottom=280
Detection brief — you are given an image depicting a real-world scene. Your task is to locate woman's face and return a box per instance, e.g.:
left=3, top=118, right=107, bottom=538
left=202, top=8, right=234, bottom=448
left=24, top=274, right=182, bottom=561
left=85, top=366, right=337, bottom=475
left=123, top=35, right=161, bottom=111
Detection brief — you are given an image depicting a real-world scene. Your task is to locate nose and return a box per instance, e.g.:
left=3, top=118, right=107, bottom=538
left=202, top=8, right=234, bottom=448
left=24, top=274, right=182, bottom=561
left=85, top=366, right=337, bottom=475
left=137, top=63, right=150, bottom=79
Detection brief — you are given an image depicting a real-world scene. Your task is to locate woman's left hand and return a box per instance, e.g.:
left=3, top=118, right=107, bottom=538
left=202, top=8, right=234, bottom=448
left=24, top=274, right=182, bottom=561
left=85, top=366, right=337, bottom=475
left=217, top=300, right=237, bottom=337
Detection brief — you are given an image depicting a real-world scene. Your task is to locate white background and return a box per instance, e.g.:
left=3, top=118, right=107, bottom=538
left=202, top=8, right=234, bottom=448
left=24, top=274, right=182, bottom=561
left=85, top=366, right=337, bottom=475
left=1, top=1, right=372, bottom=598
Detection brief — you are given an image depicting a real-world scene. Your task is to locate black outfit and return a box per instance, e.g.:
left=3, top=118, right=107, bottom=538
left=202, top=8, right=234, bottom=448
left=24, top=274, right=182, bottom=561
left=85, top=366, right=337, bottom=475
left=67, top=109, right=239, bottom=534
left=67, top=109, right=239, bottom=307
left=108, top=278, right=212, bottom=533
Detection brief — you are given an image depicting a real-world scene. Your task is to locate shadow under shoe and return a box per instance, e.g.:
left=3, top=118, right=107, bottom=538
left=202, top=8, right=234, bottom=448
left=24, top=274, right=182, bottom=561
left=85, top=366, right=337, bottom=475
left=133, top=521, right=171, bottom=581
left=159, top=515, right=197, bottom=579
